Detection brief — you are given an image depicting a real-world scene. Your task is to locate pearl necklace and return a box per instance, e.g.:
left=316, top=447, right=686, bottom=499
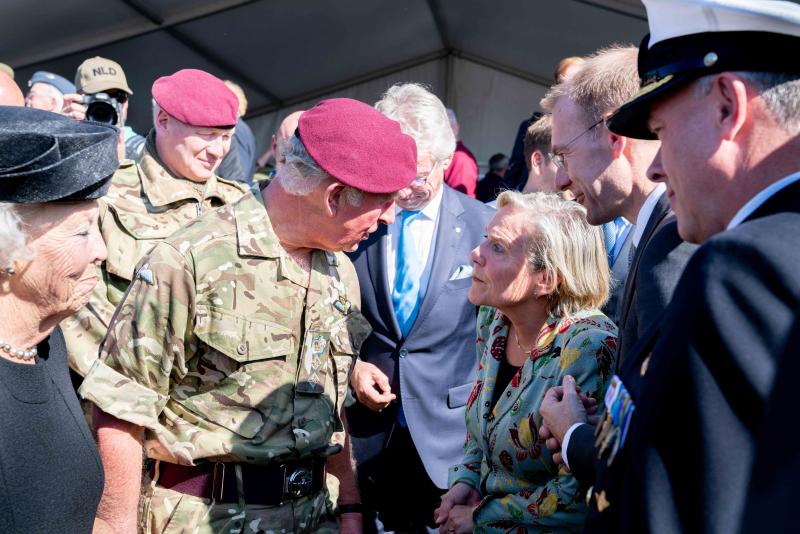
left=0, top=339, right=37, bottom=361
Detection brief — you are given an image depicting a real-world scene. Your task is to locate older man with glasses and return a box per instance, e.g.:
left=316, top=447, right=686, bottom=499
left=346, top=83, right=494, bottom=533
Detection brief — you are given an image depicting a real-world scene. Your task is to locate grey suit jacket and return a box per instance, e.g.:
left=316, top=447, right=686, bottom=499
left=345, top=186, right=494, bottom=489
left=567, top=191, right=697, bottom=487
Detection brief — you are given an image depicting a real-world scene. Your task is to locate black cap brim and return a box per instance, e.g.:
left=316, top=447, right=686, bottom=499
left=608, top=30, right=800, bottom=140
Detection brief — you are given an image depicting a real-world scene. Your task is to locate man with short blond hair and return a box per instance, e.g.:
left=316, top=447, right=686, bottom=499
left=539, top=43, right=696, bottom=489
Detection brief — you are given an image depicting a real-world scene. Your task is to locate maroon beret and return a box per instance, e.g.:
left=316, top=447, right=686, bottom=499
left=297, top=98, right=417, bottom=194
left=152, top=69, right=238, bottom=128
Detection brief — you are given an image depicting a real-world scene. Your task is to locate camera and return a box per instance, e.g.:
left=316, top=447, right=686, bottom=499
left=82, top=92, right=123, bottom=125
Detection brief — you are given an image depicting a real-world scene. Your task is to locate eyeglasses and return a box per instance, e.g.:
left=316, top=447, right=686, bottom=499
left=548, top=117, right=606, bottom=170
left=413, top=159, right=441, bottom=185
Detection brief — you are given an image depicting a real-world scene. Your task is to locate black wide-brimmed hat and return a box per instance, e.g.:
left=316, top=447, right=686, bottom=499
left=0, top=106, right=119, bottom=203
left=607, top=0, right=800, bottom=140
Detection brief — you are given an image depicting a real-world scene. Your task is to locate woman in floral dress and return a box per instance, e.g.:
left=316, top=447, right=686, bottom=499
left=436, top=191, right=617, bottom=533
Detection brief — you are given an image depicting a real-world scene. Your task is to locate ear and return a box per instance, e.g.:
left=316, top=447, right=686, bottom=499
left=324, top=181, right=346, bottom=218
left=155, top=109, right=170, bottom=130
left=530, top=150, right=545, bottom=174
left=607, top=129, right=627, bottom=159
left=535, top=270, right=561, bottom=299
left=271, top=134, right=277, bottom=153
left=714, top=73, right=748, bottom=141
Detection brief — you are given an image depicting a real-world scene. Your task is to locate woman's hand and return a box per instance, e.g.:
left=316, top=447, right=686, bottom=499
left=439, top=504, right=476, bottom=534
left=434, top=482, right=481, bottom=529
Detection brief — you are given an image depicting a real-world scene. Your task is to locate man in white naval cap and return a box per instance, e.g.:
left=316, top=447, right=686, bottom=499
left=536, top=1, right=800, bottom=532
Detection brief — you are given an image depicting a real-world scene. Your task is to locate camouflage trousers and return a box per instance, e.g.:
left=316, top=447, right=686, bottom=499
left=141, top=480, right=339, bottom=533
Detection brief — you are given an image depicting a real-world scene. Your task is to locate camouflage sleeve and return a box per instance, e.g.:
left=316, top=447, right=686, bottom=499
left=334, top=254, right=371, bottom=410
left=79, top=242, right=196, bottom=430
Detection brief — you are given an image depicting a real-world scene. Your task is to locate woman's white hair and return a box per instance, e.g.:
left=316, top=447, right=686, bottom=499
left=277, top=134, right=363, bottom=205
left=375, top=83, right=456, bottom=163
left=496, top=190, right=610, bottom=317
left=0, top=204, right=31, bottom=270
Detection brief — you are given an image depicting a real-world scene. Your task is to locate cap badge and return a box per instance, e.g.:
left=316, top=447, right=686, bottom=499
left=703, top=52, right=719, bottom=68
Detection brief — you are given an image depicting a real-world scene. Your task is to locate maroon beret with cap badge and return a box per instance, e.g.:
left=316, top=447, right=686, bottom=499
left=151, top=69, right=238, bottom=128
left=297, top=98, right=417, bottom=194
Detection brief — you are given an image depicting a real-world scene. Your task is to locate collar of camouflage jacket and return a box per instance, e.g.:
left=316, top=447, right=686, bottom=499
left=140, top=130, right=231, bottom=208
left=233, top=190, right=338, bottom=288
left=234, top=189, right=284, bottom=260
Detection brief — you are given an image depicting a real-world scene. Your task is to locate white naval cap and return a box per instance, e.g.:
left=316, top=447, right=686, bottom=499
left=607, top=0, right=800, bottom=140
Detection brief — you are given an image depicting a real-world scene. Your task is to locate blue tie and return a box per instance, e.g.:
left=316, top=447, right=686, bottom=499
left=392, top=210, right=423, bottom=337
left=604, top=217, right=629, bottom=266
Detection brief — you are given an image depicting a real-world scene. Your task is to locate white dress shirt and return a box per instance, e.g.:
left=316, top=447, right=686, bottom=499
left=631, top=183, right=667, bottom=248
left=385, top=187, right=444, bottom=301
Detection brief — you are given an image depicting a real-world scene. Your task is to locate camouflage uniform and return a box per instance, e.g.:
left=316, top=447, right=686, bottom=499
left=79, top=189, right=372, bottom=533
left=62, top=133, right=247, bottom=377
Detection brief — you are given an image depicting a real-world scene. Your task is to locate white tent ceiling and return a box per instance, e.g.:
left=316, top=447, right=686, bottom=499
left=3, top=0, right=655, bottom=166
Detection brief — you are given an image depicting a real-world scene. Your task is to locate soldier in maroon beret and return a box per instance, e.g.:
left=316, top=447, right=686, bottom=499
left=83, top=96, right=417, bottom=533
left=62, top=68, right=249, bottom=397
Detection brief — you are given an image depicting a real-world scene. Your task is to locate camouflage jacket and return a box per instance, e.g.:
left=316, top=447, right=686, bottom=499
left=79, top=190, right=372, bottom=465
left=62, top=134, right=247, bottom=376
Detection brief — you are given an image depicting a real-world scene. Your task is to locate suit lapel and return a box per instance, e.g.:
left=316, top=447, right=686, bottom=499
left=406, top=188, right=465, bottom=337
left=366, top=225, right=402, bottom=339
left=618, top=193, right=671, bottom=333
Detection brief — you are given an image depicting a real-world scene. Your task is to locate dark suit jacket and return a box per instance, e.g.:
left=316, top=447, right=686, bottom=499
left=567, top=192, right=697, bottom=487
left=616, top=193, right=699, bottom=366
left=345, top=187, right=494, bottom=489
left=585, top=179, right=800, bottom=534
left=739, top=312, right=800, bottom=534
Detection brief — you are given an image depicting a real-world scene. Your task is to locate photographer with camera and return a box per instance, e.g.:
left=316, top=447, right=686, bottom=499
left=63, top=56, right=145, bottom=161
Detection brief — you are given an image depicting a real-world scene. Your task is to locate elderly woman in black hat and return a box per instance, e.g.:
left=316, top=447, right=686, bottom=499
left=0, top=106, right=119, bottom=533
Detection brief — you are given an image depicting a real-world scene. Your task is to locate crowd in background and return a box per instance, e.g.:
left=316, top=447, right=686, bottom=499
left=0, top=0, right=799, bottom=533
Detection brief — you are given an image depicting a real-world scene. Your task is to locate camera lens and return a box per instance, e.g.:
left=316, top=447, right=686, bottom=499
left=86, top=101, right=118, bottom=125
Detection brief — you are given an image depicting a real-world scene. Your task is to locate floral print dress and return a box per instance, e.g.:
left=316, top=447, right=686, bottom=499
left=448, top=307, right=617, bottom=533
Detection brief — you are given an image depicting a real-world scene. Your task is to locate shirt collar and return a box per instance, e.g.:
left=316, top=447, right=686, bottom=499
left=727, top=171, right=800, bottom=230
left=234, top=189, right=282, bottom=259
left=234, top=189, right=329, bottom=287
left=140, top=131, right=230, bottom=208
left=394, top=185, right=445, bottom=221
left=631, top=184, right=666, bottom=247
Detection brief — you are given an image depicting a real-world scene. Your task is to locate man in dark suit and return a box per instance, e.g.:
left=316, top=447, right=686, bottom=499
left=538, top=44, right=697, bottom=488
left=537, top=0, right=800, bottom=531
left=346, top=83, right=494, bottom=533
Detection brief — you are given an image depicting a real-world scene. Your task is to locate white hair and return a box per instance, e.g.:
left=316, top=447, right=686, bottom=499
left=0, top=204, right=31, bottom=270
left=376, top=84, right=456, bottom=163
left=693, top=71, right=800, bottom=135
left=278, top=134, right=364, bottom=206
left=446, top=108, right=458, bottom=128
left=29, top=83, right=64, bottom=111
